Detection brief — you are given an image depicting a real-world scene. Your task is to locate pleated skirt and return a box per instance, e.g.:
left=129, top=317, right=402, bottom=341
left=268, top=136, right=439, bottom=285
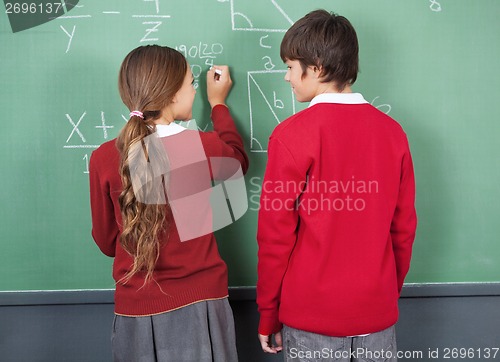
left=112, top=298, right=238, bottom=362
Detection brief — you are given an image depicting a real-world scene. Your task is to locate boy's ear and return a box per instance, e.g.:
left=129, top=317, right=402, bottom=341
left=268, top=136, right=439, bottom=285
left=313, top=65, right=323, bottom=78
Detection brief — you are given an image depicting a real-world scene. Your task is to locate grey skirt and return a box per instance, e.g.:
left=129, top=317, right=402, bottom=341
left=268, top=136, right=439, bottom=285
left=112, top=298, right=238, bottom=362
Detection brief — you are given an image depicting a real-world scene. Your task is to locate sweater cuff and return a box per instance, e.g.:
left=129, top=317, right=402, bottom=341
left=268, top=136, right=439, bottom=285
left=258, top=315, right=283, bottom=335
left=210, top=104, right=229, bottom=117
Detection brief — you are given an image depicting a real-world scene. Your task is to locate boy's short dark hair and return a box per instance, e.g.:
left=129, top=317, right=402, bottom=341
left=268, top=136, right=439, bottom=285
left=280, top=9, right=359, bottom=91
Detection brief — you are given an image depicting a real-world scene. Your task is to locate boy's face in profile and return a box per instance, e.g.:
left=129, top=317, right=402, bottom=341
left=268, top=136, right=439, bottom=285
left=284, top=59, right=322, bottom=103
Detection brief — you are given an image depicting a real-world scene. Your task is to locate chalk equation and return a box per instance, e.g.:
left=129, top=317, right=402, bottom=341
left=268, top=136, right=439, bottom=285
left=63, top=107, right=211, bottom=174
left=56, top=0, right=171, bottom=53
left=57, top=0, right=397, bottom=171
left=58, top=3, right=225, bottom=176
left=63, top=110, right=120, bottom=173
left=175, top=42, right=224, bottom=81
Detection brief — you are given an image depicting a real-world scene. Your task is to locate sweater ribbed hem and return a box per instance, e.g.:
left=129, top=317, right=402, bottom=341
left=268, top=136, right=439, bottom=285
left=114, top=282, right=229, bottom=316
left=115, top=295, right=229, bottom=317
left=279, top=306, right=399, bottom=337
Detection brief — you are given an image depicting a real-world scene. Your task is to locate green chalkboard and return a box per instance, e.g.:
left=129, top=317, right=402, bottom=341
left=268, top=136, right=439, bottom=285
left=1, top=0, right=499, bottom=291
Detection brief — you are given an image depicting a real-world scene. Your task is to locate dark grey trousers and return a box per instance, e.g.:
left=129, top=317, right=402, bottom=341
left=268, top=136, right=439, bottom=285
left=112, top=298, right=238, bottom=362
left=283, top=325, right=397, bottom=362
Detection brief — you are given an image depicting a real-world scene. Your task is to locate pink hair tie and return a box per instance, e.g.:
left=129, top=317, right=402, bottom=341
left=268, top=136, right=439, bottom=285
left=130, top=110, right=144, bottom=119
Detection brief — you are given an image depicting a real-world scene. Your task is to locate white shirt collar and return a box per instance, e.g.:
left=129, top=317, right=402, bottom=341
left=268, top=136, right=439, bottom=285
left=154, top=122, right=187, bottom=137
left=308, top=93, right=368, bottom=108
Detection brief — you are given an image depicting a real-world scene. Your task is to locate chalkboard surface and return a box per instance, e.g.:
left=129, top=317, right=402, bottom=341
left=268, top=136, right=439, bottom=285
left=1, top=0, right=499, bottom=291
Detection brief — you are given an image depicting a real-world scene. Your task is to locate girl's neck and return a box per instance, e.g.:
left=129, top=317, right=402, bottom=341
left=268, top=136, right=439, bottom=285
left=155, top=110, right=174, bottom=125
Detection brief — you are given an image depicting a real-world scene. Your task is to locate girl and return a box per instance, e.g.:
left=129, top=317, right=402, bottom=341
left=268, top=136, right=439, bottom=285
left=89, top=45, right=248, bottom=362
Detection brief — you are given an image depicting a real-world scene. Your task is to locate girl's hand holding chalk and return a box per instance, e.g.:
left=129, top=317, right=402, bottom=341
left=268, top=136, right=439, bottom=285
left=214, top=69, right=222, bottom=81
left=207, top=65, right=232, bottom=108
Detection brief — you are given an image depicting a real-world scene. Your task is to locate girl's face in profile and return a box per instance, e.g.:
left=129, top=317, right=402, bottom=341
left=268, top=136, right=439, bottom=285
left=173, top=64, right=197, bottom=121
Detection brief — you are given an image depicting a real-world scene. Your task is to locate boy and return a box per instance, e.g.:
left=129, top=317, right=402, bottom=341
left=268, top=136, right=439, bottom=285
left=256, top=9, right=417, bottom=361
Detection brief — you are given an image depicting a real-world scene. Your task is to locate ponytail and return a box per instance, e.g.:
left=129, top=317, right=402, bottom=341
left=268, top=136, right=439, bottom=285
left=116, top=113, right=169, bottom=285
left=115, top=45, right=187, bottom=285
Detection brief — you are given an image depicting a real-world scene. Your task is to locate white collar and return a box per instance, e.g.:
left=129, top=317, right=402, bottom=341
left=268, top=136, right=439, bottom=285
left=154, top=122, right=187, bottom=137
left=308, top=93, right=368, bottom=107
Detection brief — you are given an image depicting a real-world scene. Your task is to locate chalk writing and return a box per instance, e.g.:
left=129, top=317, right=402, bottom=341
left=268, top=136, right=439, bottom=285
left=248, top=70, right=301, bottom=152
left=95, top=112, right=114, bottom=140
left=65, top=111, right=87, bottom=144
left=63, top=111, right=118, bottom=173
left=54, top=1, right=172, bottom=52
left=63, top=110, right=212, bottom=173
left=59, top=24, right=75, bottom=53
left=429, top=0, right=442, bottom=12
left=55, top=2, right=393, bottom=173
left=262, top=56, right=276, bottom=71
left=82, top=154, right=90, bottom=174
left=176, top=42, right=225, bottom=88
left=140, top=21, right=162, bottom=42
left=176, top=42, right=224, bottom=62
left=55, top=3, right=88, bottom=52
left=134, top=0, right=170, bottom=43
left=56, top=3, right=88, bottom=19
left=144, top=0, right=160, bottom=14
left=371, top=96, right=392, bottom=114
left=229, top=0, right=293, bottom=32
left=260, top=35, right=272, bottom=49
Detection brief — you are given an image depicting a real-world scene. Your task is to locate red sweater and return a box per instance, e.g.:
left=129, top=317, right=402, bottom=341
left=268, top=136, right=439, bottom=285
left=256, top=93, right=417, bottom=337
left=89, top=105, right=248, bottom=316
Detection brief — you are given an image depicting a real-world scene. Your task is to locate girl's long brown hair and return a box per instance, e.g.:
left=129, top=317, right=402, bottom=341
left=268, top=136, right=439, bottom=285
left=116, top=45, right=188, bottom=284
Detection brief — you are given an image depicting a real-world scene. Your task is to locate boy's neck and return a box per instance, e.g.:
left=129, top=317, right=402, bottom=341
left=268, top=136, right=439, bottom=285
left=317, top=84, right=352, bottom=95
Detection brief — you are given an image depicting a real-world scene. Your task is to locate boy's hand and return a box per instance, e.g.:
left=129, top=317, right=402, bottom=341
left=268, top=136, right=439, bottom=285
left=258, top=332, right=283, bottom=354
left=207, top=65, right=232, bottom=108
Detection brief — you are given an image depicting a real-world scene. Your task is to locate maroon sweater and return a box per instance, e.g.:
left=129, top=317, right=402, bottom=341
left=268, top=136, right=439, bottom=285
left=89, top=105, right=248, bottom=316
left=257, top=93, right=417, bottom=337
